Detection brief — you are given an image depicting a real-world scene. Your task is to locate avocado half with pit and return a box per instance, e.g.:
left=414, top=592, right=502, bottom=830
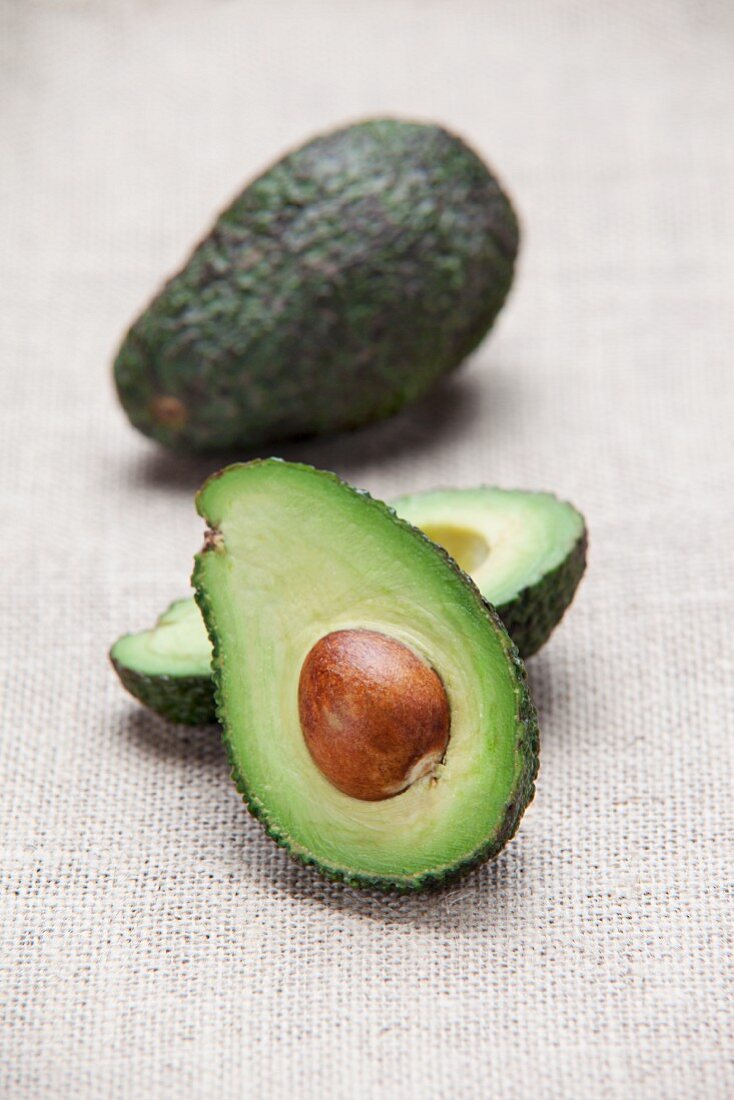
left=193, top=460, right=538, bottom=891
left=110, top=487, right=586, bottom=725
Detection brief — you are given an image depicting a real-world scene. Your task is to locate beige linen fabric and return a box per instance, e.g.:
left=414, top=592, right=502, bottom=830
left=1, top=1, right=733, bottom=1097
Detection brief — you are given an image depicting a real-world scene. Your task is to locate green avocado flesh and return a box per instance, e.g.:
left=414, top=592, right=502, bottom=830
left=193, top=460, right=538, bottom=891
left=114, top=118, right=518, bottom=452
left=110, top=487, right=585, bottom=724
left=392, top=488, right=587, bottom=658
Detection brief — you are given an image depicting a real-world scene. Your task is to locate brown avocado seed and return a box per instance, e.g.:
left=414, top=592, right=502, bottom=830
left=298, top=629, right=450, bottom=801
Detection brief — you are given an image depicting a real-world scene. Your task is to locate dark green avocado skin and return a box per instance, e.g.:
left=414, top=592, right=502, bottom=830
left=114, top=119, right=519, bottom=452
left=110, top=657, right=217, bottom=725
left=497, top=529, right=588, bottom=659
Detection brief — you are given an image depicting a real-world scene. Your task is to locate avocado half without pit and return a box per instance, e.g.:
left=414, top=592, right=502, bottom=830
left=110, top=486, right=586, bottom=726
left=393, top=487, right=587, bottom=658
left=191, top=460, right=538, bottom=891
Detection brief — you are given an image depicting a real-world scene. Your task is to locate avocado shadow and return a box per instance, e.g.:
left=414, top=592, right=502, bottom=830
left=121, top=705, right=227, bottom=772
left=525, top=641, right=579, bottom=734
left=241, top=826, right=531, bottom=931
left=126, top=369, right=489, bottom=495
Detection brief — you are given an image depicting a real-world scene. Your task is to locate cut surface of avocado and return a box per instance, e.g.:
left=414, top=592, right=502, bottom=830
left=193, top=460, right=538, bottom=891
left=110, top=486, right=586, bottom=724
left=110, top=598, right=216, bottom=724
left=392, top=488, right=587, bottom=657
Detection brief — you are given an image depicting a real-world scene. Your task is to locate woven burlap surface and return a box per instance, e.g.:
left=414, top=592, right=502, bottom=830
left=2, top=2, right=732, bottom=1097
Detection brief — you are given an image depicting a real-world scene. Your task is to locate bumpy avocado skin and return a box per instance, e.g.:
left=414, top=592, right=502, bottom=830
left=114, top=119, right=519, bottom=452
left=497, top=529, right=588, bottom=658
left=110, top=657, right=217, bottom=725
left=193, top=461, right=539, bottom=893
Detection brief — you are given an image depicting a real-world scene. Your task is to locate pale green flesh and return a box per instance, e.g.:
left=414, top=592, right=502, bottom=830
left=111, top=598, right=212, bottom=677
left=392, top=488, right=585, bottom=608
left=197, top=463, right=524, bottom=881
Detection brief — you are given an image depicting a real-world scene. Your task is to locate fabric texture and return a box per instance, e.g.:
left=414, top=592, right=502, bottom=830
left=1, top=1, right=732, bottom=1096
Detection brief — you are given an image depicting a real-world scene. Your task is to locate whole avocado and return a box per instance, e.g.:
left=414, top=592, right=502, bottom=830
left=114, top=118, right=519, bottom=451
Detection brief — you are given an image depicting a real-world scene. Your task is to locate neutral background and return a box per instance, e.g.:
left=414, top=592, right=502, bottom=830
left=2, top=1, right=732, bottom=1097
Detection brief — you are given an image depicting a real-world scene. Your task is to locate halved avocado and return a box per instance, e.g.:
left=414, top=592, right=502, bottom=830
left=392, top=488, right=587, bottom=658
left=110, top=486, right=586, bottom=723
left=193, top=459, right=538, bottom=891
left=110, top=598, right=216, bottom=724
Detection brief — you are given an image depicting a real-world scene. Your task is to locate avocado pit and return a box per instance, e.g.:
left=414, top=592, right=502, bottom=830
left=298, top=629, right=450, bottom=801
